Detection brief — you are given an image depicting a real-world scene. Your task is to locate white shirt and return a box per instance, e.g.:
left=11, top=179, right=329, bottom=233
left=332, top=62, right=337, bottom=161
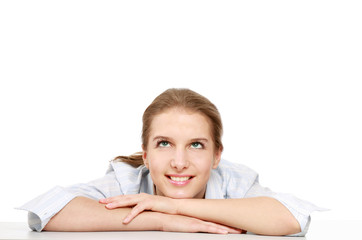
left=17, top=159, right=324, bottom=236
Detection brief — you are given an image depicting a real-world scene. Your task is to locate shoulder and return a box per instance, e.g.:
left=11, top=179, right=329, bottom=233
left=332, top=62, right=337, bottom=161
left=107, top=161, right=150, bottom=195
left=108, top=160, right=145, bottom=173
left=217, top=159, right=258, bottom=180
left=214, top=159, right=259, bottom=198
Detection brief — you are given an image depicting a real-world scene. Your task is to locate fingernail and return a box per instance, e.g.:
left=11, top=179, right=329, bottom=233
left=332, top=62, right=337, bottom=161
left=220, top=230, right=228, bottom=234
left=106, top=203, right=113, bottom=208
left=123, top=217, right=129, bottom=224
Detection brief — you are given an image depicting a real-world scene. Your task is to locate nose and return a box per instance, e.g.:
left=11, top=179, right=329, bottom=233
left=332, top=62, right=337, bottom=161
left=170, top=148, right=189, bottom=171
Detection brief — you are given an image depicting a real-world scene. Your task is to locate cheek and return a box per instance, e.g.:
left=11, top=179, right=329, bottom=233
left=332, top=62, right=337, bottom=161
left=194, top=150, right=215, bottom=166
left=199, top=164, right=213, bottom=178
left=193, top=157, right=214, bottom=176
left=147, top=152, right=168, bottom=174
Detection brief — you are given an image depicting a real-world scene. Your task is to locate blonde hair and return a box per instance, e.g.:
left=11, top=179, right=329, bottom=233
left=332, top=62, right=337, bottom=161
left=113, top=88, right=223, bottom=167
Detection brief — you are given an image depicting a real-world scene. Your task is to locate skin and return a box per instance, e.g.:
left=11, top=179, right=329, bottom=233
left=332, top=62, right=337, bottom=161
left=45, top=107, right=301, bottom=235
left=142, top=107, right=221, bottom=199
left=44, top=107, right=240, bottom=234
left=100, top=108, right=301, bottom=235
left=44, top=196, right=239, bottom=234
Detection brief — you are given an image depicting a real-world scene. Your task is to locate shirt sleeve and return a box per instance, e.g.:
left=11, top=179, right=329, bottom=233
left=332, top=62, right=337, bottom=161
left=16, top=170, right=122, bottom=232
left=244, top=181, right=324, bottom=237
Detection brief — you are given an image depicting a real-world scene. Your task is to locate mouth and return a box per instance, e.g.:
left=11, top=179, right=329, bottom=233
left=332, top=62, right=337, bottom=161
left=166, top=175, right=194, bottom=186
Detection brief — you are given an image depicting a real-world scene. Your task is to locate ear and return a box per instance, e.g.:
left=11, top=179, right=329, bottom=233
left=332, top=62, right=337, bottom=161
left=142, top=144, right=149, bottom=168
left=212, top=147, right=222, bottom=169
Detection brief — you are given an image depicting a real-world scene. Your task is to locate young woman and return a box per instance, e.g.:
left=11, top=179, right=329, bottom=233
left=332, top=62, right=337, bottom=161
left=19, top=88, right=323, bottom=236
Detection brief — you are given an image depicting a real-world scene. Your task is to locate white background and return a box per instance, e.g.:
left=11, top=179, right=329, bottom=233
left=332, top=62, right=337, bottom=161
left=0, top=0, right=361, bottom=224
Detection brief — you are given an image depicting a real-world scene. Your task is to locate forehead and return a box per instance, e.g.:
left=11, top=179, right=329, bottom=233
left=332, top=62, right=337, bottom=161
left=149, top=108, right=212, bottom=139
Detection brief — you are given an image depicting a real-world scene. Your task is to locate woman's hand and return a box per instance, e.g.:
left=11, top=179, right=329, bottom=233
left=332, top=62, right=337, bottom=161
left=160, top=213, right=243, bottom=234
left=99, top=193, right=178, bottom=224
left=100, top=193, right=245, bottom=234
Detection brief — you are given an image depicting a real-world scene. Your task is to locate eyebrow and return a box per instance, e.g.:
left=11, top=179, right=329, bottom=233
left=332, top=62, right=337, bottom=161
left=152, top=136, right=209, bottom=143
left=190, top=138, right=209, bottom=143
left=152, top=136, right=173, bottom=142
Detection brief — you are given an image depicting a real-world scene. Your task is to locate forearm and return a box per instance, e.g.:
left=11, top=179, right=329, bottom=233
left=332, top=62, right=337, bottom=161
left=177, top=197, right=301, bottom=236
left=44, top=196, right=162, bottom=231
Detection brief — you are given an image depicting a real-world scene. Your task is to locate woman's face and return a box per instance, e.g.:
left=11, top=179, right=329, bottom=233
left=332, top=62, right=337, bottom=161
left=142, top=108, right=221, bottom=199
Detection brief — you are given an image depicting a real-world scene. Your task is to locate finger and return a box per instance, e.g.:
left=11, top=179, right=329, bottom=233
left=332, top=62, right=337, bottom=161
left=106, top=201, right=135, bottom=209
left=199, top=223, right=228, bottom=234
left=99, top=196, right=122, bottom=203
left=225, top=227, right=243, bottom=234
left=123, top=203, right=148, bottom=224
left=217, top=225, right=243, bottom=234
left=204, top=221, right=242, bottom=234
left=100, top=194, right=143, bottom=204
left=105, top=196, right=143, bottom=209
left=99, top=198, right=108, bottom=203
left=99, top=196, right=123, bottom=204
left=189, top=220, right=225, bottom=234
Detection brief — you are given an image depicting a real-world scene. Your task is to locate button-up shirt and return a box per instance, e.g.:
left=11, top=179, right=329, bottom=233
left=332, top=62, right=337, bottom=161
left=17, top=159, right=324, bottom=236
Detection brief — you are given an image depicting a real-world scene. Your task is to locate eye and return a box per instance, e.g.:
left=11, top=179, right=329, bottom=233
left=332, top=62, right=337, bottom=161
left=190, top=142, right=203, bottom=149
left=158, top=140, right=170, bottom=148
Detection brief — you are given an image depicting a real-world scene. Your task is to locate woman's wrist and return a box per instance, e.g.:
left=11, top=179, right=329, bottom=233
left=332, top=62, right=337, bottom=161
left=173, top=198, right=185, bottom=215
left=139, top=211, right=173, bottom=232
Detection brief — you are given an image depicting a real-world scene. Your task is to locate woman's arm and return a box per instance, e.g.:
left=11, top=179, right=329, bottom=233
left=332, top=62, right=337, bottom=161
left=44, top=196, right=240, bottom=234
left=44, top=196, right=159, bottom=231
left=175, top=197, right=301, bottom=236
left=103, top=194, right=300, bottom=236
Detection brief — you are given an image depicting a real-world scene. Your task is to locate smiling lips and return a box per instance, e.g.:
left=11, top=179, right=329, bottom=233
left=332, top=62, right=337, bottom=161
left=167, top=175, right=194, bottom=186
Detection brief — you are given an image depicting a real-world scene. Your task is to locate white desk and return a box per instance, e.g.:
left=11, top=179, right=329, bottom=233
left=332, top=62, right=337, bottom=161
left=1, top=220, right=360, bottom=240
left=0, top=222, right=304, bottom=240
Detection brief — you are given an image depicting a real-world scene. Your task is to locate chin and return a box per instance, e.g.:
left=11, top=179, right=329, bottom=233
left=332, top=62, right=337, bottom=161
left=166, top=192, right=195, bottom=199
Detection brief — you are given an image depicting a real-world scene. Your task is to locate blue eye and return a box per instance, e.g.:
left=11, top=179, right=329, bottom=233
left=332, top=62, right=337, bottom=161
left=191, top=142, right=203, bottom=149
left=158, top=141, right=170, bottom=147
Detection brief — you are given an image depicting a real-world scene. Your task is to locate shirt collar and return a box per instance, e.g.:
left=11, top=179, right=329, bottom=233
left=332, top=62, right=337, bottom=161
left=205, top=168, right=225, bottom=199
left=142, top=170, right=154, bottom=195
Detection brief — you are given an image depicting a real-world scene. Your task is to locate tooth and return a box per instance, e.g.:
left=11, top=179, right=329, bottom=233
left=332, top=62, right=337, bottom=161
left=170, top=176, right=190, bottom=182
